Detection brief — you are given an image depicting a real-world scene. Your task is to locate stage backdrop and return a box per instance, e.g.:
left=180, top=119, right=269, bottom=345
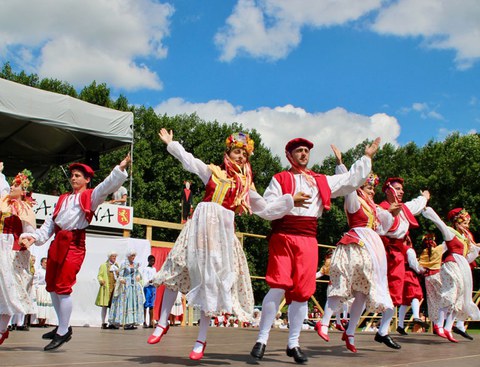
left=30, top=234, right=151, bottom=327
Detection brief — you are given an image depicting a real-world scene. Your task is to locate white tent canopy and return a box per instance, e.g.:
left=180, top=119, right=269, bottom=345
left=0, top=78, right=133, bottom=177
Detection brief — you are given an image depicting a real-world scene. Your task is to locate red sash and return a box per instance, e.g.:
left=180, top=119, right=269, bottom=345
left=271, top=215, right=317, bottom=237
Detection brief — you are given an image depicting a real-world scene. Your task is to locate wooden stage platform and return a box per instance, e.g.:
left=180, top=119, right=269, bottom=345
left=1, top=326, right=478, bottom=367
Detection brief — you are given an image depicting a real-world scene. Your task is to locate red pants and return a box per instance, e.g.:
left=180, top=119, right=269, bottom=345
left=402, top=268, right=423, bottom=305
left=46, top=229, right=86, bottom=295
left=385, top=245, right=405, bottom=306
left=265, top=233, right=318, bottom=304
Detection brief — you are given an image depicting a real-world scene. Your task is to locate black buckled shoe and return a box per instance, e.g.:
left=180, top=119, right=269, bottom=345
left=44, top=327, right=73, bottom=351
left=250, top=342, right=266, bottom=359
left=286, top=346, right=308, bottom=364
left=42, top=326, right=58, bottom=340
left=452, top=326, right=474, bottom=340
left=396, top=326, right=408, bottom=335
left=374, top=333, right=401, bottom=349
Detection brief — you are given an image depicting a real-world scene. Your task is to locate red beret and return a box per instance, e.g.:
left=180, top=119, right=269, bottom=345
left=69, top=163, right=95, bottom=178
left=285, top=138, right=314, bottom=153
left=382, top=177, right=404, bottom=193
left=447, top=208, right=463, bottom=222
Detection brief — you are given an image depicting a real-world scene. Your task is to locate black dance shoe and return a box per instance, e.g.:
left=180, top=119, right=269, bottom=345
left=452, top=326, right=474, bottom=340
left=44, top=327, right=73, bottom=351
left=374, top=332, right=401, bottom=349
left=42, top=326, right=58, bottom=340
left=250, top=342, right=266, bottom=359
left=396, top=326, right=408, bottom=335
left=286, top=346, right=308, bottom=364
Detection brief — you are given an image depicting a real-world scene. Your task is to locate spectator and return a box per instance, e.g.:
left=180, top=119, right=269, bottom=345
left=142, top=255, right=157, bottom=328
left=95, top=251, right=119, bottom=329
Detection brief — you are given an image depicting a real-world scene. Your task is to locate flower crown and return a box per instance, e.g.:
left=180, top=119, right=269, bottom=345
left=364, top=173, right=380, bottom=187
left=422, top=233, right=436, bottom=242
left=12, top=169, right=33, bottom=191
left=225, top=132, right=255, bottom=156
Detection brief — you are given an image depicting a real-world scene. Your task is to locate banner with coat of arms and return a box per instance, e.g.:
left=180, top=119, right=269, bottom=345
left=31, top=193, right=134, bottom=230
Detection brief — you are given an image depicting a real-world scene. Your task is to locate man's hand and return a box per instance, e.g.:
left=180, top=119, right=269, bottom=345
left=421, top=190, right=430, bottom=201
left=159, top=128, right=173, bottom=145
left=293, top=192, right=311, bottom=208
left=119, top=153, right=131, bottom=171
left=364, top=137, right=381, bottom=158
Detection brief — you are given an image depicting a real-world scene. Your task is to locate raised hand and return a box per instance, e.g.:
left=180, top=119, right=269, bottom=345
left=158, top=128, right=173, bottom=145
left=364, top=137, right=381, bottom=158
left=330, top=144, right=342, bottom=165
left=119, top=153, right=131, bottom=171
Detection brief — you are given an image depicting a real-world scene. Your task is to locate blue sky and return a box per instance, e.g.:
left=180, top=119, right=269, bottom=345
left=1, top=0, right=479, bottom=165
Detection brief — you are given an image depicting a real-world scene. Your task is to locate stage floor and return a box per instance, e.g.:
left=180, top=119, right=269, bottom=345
left=1, top=326, right=478, bottom=367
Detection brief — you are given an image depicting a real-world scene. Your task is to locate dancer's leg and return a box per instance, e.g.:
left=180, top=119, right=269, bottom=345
left=287, top=301, right=308, bottom=348
left=256, top=288, right=285, bottom=344
left=152, top=288, right=178, bottom=336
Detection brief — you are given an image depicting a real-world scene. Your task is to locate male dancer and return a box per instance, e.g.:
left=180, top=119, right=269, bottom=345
left=22, top=154, right=130, bottom=351
left=250, top=137, right=380, bottom=363
left=378, top=177, right=429, bottom=348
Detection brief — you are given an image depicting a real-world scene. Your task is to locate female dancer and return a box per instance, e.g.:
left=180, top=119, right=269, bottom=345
left=148, top=129, right=306, bottom=360
left=421, top=207, right=480, bottom=342
left=0, top=166, right=37, bottom=345
left=316, top=146, right=397, bottom=352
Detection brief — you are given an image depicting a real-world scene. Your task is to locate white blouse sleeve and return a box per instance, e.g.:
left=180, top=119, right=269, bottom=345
left=91, top=166, right=129, bottom=210
left=250, top=189, right=294, bottom=220
left=376, top=206, right=394, bottom=235
left=167, top=141, right=212, bottom=185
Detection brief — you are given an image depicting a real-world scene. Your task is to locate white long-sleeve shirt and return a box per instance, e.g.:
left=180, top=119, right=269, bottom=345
left=263, top=155, right=372, bottom=218
left=166, top=141, right=294, bottom=221
left=30, top=165, right=128, bottom=245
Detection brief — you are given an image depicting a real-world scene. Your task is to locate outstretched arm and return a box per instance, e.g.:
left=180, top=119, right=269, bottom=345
left=421, top=207, right=455, bottom=242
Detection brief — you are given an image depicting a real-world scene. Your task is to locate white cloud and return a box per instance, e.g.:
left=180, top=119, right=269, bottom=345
left=215, top=0, right=382, bottom=61
left=216, top=0, right=480, bottom=68
left=372, top=0, right=480, bottom=69
left=154, top=98, right=400, bottom=165
left=0, top=0, right=174, bottom=90
left=401, top=102, right=444, bottom=121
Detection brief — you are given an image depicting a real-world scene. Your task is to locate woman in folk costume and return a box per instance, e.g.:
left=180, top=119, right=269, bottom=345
left=418, top=233, right=446, bottom=333
left=0, top=166, right=37, bottom=345
left=148, top=128, right=305, bottom=360
left=109, top=249, right=145, bottom=329
left=421, top=207, right=480, bottom=342
left=316, top=146, right=396, bottom=352
left=448, top=208, right=479, bottom=340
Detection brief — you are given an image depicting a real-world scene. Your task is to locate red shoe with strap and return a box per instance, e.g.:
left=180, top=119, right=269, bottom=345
left=433, top=325, right=447, bottom=339
left=342, top=332, right=357, bottom=353
left=444, top=329, right=459, bottom=343
left=189, top=340, right=207, bottom=360
left=335, top=323, right=345, bottom=331
left=147, top=324, right=170, bottom=345
left=314, top=321, right=330, bottom=342
left=0, top=330, right=9, bottom=345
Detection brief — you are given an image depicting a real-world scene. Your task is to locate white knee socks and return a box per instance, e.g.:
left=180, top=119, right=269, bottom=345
left=153, top=288, right=178, bottom=336
left=256, top=288, right=285, bottom=344
left=287, top=301, right=308, bottom=348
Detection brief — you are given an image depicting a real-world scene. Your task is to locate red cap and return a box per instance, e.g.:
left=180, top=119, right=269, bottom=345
left=69, top=163, right=95, bottom=178
left=447, top=208, right=463, bottom=222
left=382, top=177, right=404, bottom=193
left=285, top=138, right=314, bottom=153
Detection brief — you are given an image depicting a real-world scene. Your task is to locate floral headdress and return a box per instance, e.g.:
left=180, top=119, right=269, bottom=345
left=12, top=169, right=33, bottom=191
left=225, top=132, right=255, bottom=156
left=363, top=173, right=380, bottom=188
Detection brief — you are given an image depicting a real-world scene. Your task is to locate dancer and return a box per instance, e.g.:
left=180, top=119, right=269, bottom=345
left=421, top=206, right=480, bottom=342
left=317, top=146, right=397, bottom=352
left=0, top=166, right=37, bottom=345
left=378, top=177, right=429, bottom=347
left=95, top=251, right=119, bottom=329
left=250, top=137, right=380, bottom=363
left=418, top=234, right=446, bottom=334
left=447, top=208, right=479, bottom=340
left=148, top=129, right=306, bottom=360
left=396, top=239, right=426, bottom=335
left=21, top=154, right=130, bottom=350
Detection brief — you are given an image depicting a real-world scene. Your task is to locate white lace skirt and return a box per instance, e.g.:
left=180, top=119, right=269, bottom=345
left=425, top=273, right=442, bottom=323
left=154, top=202, right=254, bottom=322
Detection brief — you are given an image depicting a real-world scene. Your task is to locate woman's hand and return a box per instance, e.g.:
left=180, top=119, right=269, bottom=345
left=159, top=128, right=173, bottom=145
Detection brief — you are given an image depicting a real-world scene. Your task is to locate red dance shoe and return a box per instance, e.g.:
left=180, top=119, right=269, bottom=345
left=433, top=325, right=447, bottom=339
left=335, top=323, right=345, bottom=331
left=147, top=324, right=169, bottom=345
left=444, top=329, right=459, bottom=343
left=189, top=340, right=207, bottom=360
left=314, top=321, right=330, bottom=342
left=342, top=332, right=357, bottom=353
left=0, top=330, right=9, bottom=345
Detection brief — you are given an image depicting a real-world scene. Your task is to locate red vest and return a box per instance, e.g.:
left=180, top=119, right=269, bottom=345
left=379, top=200, right=419, bottom=233
left=273, top=170, right=332, bottom=211
left=53, top=189, right=95, bottom=224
